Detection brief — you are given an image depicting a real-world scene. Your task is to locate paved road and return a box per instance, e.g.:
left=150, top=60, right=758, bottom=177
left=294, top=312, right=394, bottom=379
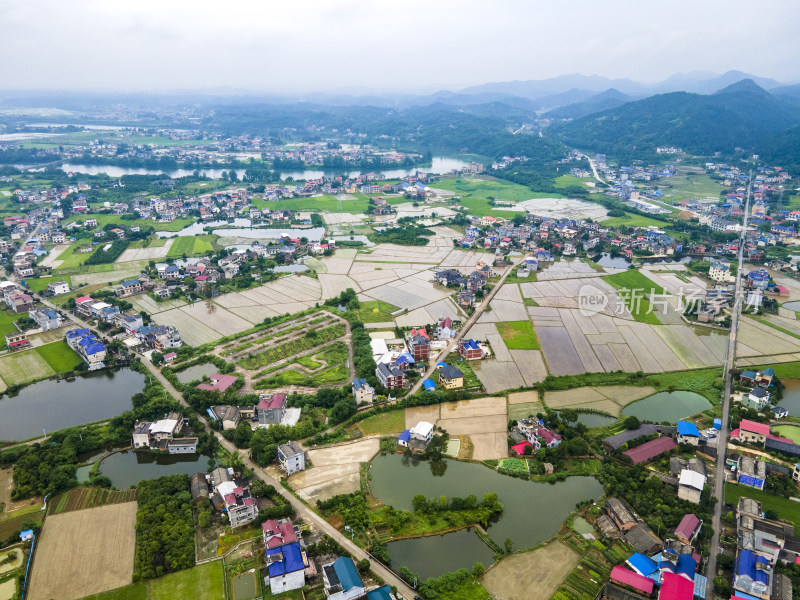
left=707, top=172, right=752, bottom=590
left=408, top=255, right=523, bottom=395
left=584, top=155, right=606, bottom=185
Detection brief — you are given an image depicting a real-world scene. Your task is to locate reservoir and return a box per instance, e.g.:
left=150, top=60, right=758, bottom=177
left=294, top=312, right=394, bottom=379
left=370, top=454, right=603, bottom=576
left=98, top=450, right=205, bottom=489
left=0, top=368, right=145, bottom=442
left=59, top=156, right=469, bottom=181
left=621, top=391, right=712, bottom=423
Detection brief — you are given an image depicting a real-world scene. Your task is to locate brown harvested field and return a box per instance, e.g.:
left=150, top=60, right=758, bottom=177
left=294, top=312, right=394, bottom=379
left=440, top=397, right=504, bottom=418
left=28, top=501, right=137, bottom=600
left=481, top=540, right=580, bottom=600
left=472, top=359, right=525, bottom=393
left=545, top=388, right=606, bottom=409
left=602, top=385, right=657, bottom=405
left=508, top=391, right=540, bottom=405
left=405, top=404, right=440, bottom=429
left=467, top=432, right=509, bottom=460
left=508, top=401, right=544, bottom=421
left=438, top=414, right=507, bottom=435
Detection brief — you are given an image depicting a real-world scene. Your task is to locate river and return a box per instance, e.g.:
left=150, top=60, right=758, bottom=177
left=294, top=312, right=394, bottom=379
left=59, top=156, right=469, bottom=181
left=0, top=368, right=145, bottom=442
left=369, top=454, right=603, bottom=578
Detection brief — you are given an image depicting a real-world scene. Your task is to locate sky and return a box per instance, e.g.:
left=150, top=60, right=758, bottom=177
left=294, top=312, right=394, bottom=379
left=2, top=0, right=798, bottom=93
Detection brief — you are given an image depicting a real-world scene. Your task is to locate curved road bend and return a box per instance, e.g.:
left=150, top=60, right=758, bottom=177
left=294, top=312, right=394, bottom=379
left=408, top=255, right=524, bottom=395
left=15, top=284, right=417, bottom=597
left=707, top=172, right=751, bottom=590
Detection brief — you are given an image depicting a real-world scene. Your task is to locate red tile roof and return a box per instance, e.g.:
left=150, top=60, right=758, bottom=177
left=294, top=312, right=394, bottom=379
left=257, top=393, right=286, bottom=410
left=623, top=436, right=677, bottom=464
left=197, top=374, right=238, bottom=393
left=674, top=514, right=700, bottom=540
left=611, top=566, right=654, bottom=594
left=739, top=419, right=770, bottom=436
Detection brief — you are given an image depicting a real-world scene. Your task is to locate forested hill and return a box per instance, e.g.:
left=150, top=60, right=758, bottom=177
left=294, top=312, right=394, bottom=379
left=555, top=79, right=800, bottom=155
left=207, top=102, right=567, bottom=159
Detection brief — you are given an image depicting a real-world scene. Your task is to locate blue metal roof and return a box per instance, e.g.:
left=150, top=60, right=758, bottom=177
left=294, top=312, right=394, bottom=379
left=353, top=378, right=367, bottom=390
left=398, top=430, right=411, bottom=443
left=85, top=343, right=106, bottom=355
left=423, top=379, right=436, bottom=391
left=693, top=573, right=707, bottom=599
left=676, top=553, right=696, bottom=577
left=736, top=549, right=756, bottom=578
left=627, top=553, right=658, bottom=576
left=265, top=542, right=304, bottom=577
left=677, top=421, right=700, bottom=437
left=367, top=585, right=394, bottom=600
left=332, top=557, right=362, bottom=591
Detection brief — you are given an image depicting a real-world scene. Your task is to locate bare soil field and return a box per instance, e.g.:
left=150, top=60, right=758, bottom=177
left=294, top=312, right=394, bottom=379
left=508, top=401, right=544, bottom=421
left=482, top=540, right=580, bottom=600
left=115, top=239, right=174, bottom=263
left=290, top=438, right=379, bottom=502
left=27, top=501, right=137, bottom=600
left=472, top=359, right=525, bottom=393
left=508, top=391, right=540, bottom=405
left=405, top=405, right=441, bottom=429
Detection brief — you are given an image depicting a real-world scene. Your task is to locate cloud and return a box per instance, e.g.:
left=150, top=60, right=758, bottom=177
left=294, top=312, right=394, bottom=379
left=0, top=0, right=798, bottom=92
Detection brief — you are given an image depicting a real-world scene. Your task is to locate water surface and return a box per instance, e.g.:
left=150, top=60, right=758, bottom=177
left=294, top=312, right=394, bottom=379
left=98, top=450, right=205, bottom=489
left=621, top=391, right=711, bottom=423
left=0, top=369, right=145, bottom=441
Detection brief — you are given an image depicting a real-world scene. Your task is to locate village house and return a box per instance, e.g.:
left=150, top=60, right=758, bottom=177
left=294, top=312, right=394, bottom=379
left=5, top=331, right=31, bottom=352
left=7, top=293, right=33, bottom=314
left=676, top=421, right=701, bottom=446
left=437, top=364, right=464, bottom=389
left=214, top=478, right=258, bottom=529
left=408, top=331, right=430, bottom=361
left=209, top=405, right=242, bottom=430
left=435, top=317, right=453, bottom=340
left=458, top=338, right=483, bottom=360
left=376, top=362, right=404, bottom=389
left=677, top=469, right=706, bottom=504
left=352, top=378, right=376, bottom=405
left=29, top=307, right=62, bottom=331
left=277, top=441, right=306, bottom=474
left=322, top=557, right=365, bottom=600
left=64, top=328, right=106, bottom=370
left=257, top=393, right=287, bottom=425
left=47, top=280, right=70, bottom=295
left=264, top=534, right=307, bottom=593
left=116, top=279, right=143, bottom=297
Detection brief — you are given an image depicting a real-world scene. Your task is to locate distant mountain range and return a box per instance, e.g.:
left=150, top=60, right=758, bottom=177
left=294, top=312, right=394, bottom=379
left=555, top=79, right=800, bottom=155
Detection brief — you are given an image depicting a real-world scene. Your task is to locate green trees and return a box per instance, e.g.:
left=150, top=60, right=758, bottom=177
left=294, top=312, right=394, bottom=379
left=134, top=475, right=195, bottom=580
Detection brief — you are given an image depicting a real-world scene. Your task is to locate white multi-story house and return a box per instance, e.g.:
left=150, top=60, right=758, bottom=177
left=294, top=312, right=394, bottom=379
left=277, top=442, right=306, bottom=474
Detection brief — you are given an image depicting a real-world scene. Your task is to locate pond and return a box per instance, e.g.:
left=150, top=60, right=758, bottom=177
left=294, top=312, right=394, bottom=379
left=370, top=454, right=603, bottom=575
left=777, top=379, right=800, bottom=416
left=387, top=528, right=495, bottom=581
left=561, top=412, right=618, bottom=428
left=782, top=301, right=800, bottom=312
left=0, top=368, right=145, bottom=442
left=176, top=363, right=218, bottom=384
left=231, top=571, right=258, bottom=600
left=593, top=253, right=632, bottom=269
left=621, top=391, right=712, bottom=423
left=98, top=450, right=206, bottom=489
left=572, top=516, right=596, bottom=536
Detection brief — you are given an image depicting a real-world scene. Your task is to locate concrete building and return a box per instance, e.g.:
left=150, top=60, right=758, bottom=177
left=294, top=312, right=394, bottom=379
left=210, top=405, right=241, bottom=430
left=437, top=364, right=464, bottom=389
left=322, top=557, right=364, bottom=600
left=352, top=378, right=376, bottom=405
left=265, top=542, right=307, bottom=594
left=677, top=469, right=706, bottom=504
left=47, top=280, right=70, bottom=295
left=278, top=441, right=306, bottom=474
left=215, top=480, right=258, bottom=529
left=257, top=393, right=287, bottom=425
